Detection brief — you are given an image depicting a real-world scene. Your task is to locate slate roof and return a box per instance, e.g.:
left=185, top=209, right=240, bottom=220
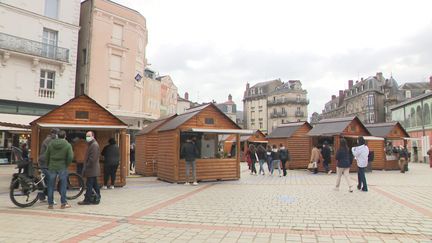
left=307, top=117, right=368, bottom=136
left=365, top=122, right=409, bottom=138
left=137, top=115, right=176, bottom=135
left=267, top=122, right=310, bottom=138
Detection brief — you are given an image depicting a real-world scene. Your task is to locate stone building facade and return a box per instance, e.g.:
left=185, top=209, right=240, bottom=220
left=243, top=79, right=309, bottom=134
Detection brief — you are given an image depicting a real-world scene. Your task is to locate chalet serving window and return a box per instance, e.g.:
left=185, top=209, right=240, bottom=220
left=205, top=118, right=214, bottom=125
left=179, top=132, right=235, bottom=159
left=75, top=111, right=89, bottom=119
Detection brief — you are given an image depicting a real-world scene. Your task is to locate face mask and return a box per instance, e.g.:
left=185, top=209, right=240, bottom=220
left=86, top=137, right=93, bottom=142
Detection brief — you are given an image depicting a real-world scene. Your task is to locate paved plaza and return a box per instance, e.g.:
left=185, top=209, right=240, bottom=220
left=1, top=163, right=432, bottom=243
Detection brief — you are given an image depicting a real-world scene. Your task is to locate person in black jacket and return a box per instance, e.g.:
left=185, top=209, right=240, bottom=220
left=256, top=145, right=267, bottom=175
left=322, top=141, right=332, bottom=174
left=101, top=138, right=120, bottom=189
left=181, top=137, right=199, bottom=185
left=334, top=138, right=353, bottom=192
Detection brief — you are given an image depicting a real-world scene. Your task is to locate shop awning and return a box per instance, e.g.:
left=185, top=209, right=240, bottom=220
left=186, top=128, right=255, bottom=135
left=36, top=123, right=128, bottom=129
left=0, top=113, right=38, bottom=128
left=0, top=125, right=30, bottom=132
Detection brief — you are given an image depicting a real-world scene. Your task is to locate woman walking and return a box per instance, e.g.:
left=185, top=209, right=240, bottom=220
left=270, top=144, right=282, bottom=177
left=257, top=144, right=267, bottom=175
left=334, top=138, right=353, bottom=192
left=309, top=144, right=322, bottom=174
left=266, top=145, right=273, bottom=174
left=247, top=144, right=258, bottom=175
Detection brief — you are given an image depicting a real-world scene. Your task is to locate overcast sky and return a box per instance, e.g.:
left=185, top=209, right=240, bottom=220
left=115, top=0, right=432, bottom=116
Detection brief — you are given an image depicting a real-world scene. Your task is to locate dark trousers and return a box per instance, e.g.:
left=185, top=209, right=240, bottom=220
left=251, top=161, right=257, bottom=174
left=104, top=164, right=118, bottom=186
left=281, top=159, right=288, bottom=176
left=357, top=167, right=368, bottom=191
left=76, top=163, right=84, bottom=175
left=84, top=177, right=100, bottom=202
left=323, top=160, right=330, bottom=172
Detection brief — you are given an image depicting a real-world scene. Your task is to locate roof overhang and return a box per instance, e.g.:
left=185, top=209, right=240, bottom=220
left=343, top=135, right=384, bottom=141
left=0, top=126, right=31, bottom=133
left=36, top=123, right=128, bottom=130
left=186, top=128, right=255, bottom=135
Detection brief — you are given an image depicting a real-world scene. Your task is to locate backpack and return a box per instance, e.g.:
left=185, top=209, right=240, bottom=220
left=368, top=151, right=374, bottom=162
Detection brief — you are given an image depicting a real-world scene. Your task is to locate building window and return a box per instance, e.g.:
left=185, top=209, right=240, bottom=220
left=112, top=23, right=124, bottom=46
left=259, top=122, right=263, bottom=129
left=44, top=0, right=58, bottom=19
left=273, top=108, right=277, bottom=114
left=368, top=94, right=374, bottom=107
left=296, top=95, right=300, bottom=102
left=39, top=70, right=55, bottom=98
left=227, top=105, right=232, bottom=113
left=110, top=54, right=122, bottom=79
left=273, top=96, right=276, bottom=102
left=406, top=90, right=411, bottom=99
left=108, top=87, right=120, bottom=108
left=281, top=107, right=286, bottom=114
left=75, top=111, right=89, bottom=120
left=42, top=28, right=58, bottom=59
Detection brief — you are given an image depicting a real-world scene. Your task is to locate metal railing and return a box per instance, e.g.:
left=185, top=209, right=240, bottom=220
left=270, top=112, right=288, bottom=118
left=0, top=32, right=69, bottom=62
left=295, top=111, right=304, bottom=117
left=268, top=97, right=309, bottom=106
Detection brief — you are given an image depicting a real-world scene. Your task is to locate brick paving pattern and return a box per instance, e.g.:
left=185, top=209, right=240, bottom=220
left=0, top=163, right=432, bottom=242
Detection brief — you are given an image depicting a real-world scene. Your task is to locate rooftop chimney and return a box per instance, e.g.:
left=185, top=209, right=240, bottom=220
left=184, top=92, right=189, bottom=100
left=348, top=80, right=353, bottom=89
left=332, top=95, right=336, bottom=100
left=339, top=90, right=344, bottom=97
left=246, top=83, right=250, bottom=89
left=376, top=72, right=383, bottom=81
left=228, top=94, right=232, bottom=101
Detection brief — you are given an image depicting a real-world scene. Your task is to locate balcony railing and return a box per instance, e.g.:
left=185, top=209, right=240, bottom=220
left=270, top=112, right=288, bottom=118
left=0, top=32, right=69, bottom=62
left=268, top=97, right=309, bottom=106
left=39, top=88, right=55, bottom=99
left=295, top=111, right=304, bottom=117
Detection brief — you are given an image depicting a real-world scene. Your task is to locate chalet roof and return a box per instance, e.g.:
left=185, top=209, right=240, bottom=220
left=137, top=115, right=176, bottom=135
left=158, top=103, right=242, bottom=132
left=30, top=95, right=127, bottom=127
left=267, top=122, right=310, bottom=138
left=308, top=117, right=368, bottom=136
left=365, top=122, right=409, bottom=138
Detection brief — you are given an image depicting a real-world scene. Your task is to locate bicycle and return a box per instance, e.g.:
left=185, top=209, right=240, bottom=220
left=9, top=146, right=85, bottom=208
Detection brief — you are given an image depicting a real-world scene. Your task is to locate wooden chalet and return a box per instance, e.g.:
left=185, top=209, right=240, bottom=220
left=223, top=130, right=267, bottom=161
left=30, top=95, right=129, bottom=186
left=135, top=115, right=176, bottom=176
left=267, top=122, right=312, bottom=169
left=365, top=122, right=410, bottom=170
left=307, top=116, right=371, bottom=172
left=154, top=103, right=253, bottom=183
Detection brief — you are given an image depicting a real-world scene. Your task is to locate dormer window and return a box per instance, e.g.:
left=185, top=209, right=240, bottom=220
left=406, top=90, right=411, bottom=99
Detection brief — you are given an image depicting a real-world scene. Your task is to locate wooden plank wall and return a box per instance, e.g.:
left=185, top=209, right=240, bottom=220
left=135, top=133, right=158, bottom=176
left=177, top=159, right=238, bottom=182
left=156, top=130, right=178, bottom=182
left=367, top=140, right=385, bottom=170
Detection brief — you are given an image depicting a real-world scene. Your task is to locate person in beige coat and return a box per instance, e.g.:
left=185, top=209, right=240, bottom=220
left=309, top=144, right=322, bottom=174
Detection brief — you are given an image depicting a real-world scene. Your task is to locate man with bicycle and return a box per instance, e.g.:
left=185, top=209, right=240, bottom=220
left=45, top=130, right=74, bottom=209
left=38, top=128, right=59, bottom=202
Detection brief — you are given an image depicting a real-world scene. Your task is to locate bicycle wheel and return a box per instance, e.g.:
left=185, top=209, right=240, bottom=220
left=66, top=172, right=84, bottom=200
left=9, top=178, right=39, bottom=208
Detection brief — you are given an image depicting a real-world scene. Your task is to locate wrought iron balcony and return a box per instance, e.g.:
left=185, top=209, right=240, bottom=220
left=268, top=97, right=309, bottom=106
left=0, top=32, right=69, bottom=63
left=270, top=112, right=287, bottom=118
left=295, top=111, right=304, bottom=117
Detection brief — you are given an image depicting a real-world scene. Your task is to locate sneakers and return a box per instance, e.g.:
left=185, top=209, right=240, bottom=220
left=328, top=170, right=332, bottom=175
left=48, top=205, right=54, bottom=209
left=109, top=185, right=115, bottom=189
left=61, top=203, right=71, bottom=209
left=192, top=182, right=198, bottom=186
left=184, top=182, right=190, bottom=185
left=101, top=186, right=108, bottom=190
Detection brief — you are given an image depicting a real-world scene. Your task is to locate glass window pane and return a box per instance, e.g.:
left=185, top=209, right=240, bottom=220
left=47, top=72, right=54, bottom=79
left=40, top=78, right=45, bottom=88
left=40, top=71, right=45, bottom=78
left=47, top=80, right=53, bottom=89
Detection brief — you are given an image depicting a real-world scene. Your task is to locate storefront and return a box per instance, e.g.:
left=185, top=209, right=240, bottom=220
left=153, top=103, right=254, bottom=183
left=267, top=122, right=312, bottom=169
left=365, top=122, right=409, bottom=170
left=30, top=95, right=129, bottom=186
left=0, top=119, right=31, bottom=164
left=307, top=117, right=371, bottom=172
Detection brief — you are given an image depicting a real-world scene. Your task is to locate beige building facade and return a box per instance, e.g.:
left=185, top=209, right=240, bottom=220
left=243, top=79, right=283, bottom=133
left=267, top=80, right=309, bottom=133
left=142, top=68, right=161, bottom=120
left=158, top=75, right=178, bottom=117
left=0, top=0, right=80, bottom=114
left=76, top=0, right=149, bottom=129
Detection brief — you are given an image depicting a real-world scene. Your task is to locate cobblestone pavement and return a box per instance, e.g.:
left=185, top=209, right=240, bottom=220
left=1, top=163, right=432, bottom=242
